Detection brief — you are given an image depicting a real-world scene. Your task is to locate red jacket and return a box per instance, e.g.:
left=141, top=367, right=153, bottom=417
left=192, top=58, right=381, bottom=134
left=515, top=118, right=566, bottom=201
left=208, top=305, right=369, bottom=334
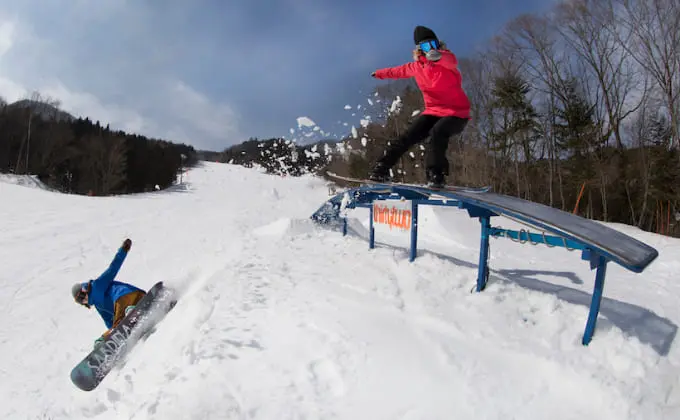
left=373, top=50, right=471, bottom=119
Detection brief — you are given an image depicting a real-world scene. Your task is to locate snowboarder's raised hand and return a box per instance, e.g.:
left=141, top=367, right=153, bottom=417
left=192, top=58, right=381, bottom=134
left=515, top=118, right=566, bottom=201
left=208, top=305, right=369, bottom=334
left=122, top=238, right=132, bottom=252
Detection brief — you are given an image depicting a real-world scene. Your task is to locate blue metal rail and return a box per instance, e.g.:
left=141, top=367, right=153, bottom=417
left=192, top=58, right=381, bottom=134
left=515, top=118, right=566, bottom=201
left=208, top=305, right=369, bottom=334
left=311, top=183, right=658, bottom=346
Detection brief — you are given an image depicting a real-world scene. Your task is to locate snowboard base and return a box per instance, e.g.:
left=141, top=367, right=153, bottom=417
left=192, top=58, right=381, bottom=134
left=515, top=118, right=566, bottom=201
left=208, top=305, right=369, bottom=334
left=325, top=171, right=491, bottom=193
left=70, top=281, right=177, bottom=391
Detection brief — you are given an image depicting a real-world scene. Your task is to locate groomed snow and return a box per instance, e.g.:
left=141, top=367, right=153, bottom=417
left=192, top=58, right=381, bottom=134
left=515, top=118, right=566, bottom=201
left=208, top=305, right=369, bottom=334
left=1, top=162, right=679, bottom=419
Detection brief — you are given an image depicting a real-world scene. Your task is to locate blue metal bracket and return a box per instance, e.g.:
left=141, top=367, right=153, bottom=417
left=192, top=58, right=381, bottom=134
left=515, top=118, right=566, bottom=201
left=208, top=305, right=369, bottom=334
left=582, top=251, right=608, bottom=345
left=489, top=227, right=584, bottom=251
left=477, top=214, right=492, bottom=292
left=410, top=200, right=419, bottom=262
left=369, top=204, right=375, bottom=249
left=465, top=204, right=497, bottom=219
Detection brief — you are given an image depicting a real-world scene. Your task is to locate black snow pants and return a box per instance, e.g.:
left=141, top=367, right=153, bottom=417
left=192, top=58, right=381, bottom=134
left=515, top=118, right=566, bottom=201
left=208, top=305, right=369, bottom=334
left=375, top=114, right=468, bottom=180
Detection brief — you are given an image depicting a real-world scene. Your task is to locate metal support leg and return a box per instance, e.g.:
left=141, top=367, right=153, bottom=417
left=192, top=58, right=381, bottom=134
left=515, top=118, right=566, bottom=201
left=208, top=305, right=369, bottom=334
left=369, top=205, right=375, bottom=249
left=476, top=215, right=491, bottom=292
left=582, top=255, right=608, bottom=345
left=409, top=201, right=418, bottom=262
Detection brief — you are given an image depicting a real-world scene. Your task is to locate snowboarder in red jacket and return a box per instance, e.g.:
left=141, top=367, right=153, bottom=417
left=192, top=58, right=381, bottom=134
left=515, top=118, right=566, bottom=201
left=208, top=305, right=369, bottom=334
left=369, top=25, right=471, bottom=187
left=72, top=238, right=146, bottom=347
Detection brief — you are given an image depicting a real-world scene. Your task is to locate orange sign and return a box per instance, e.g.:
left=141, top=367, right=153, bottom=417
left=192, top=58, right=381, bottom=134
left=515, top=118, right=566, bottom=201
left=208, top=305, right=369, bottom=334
left=373, top=200, right=412, bottom=231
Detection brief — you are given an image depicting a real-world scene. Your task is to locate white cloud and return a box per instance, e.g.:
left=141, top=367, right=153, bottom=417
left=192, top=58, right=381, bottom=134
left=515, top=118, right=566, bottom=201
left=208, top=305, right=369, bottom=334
left=0, top=77, right=25, bottom=103
left=38, top=79, right=243, bottom=150
left=160, top=80, right=242, bottom=147
left=0, top=13, right=242, bottom=150
left=0, top=20, right=14, bottom=58
left=0, top=18, right=33, bottom=101
left=41, top=82, right=147, bottom=133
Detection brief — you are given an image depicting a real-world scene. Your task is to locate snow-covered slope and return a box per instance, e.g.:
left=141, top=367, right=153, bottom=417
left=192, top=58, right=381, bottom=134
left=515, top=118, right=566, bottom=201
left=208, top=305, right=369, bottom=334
left=1, top=162, right=679, bottom=419
left=0, top=173, right=55, bottom=191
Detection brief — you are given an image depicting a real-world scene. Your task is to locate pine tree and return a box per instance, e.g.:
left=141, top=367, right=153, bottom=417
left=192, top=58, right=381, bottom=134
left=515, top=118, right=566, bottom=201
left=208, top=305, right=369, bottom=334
left=553, top=78, right=599, bottom=156
left=490, top=72, right=540, bottom=197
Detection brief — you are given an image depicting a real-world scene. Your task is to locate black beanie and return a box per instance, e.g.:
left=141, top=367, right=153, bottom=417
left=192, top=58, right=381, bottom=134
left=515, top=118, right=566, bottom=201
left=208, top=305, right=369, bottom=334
left=414, top=25, right=438, bottom=44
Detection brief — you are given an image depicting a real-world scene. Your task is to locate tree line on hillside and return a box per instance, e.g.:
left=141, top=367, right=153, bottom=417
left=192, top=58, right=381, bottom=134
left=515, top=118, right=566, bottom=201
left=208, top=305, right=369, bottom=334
left=322, top=0, right=680, bottom=237
left=0, top=93, right=197, bottom=195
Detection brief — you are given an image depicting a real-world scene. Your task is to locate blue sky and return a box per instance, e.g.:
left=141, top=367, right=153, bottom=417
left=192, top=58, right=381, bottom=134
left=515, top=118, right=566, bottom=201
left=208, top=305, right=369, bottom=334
left=0, top=0, right=554, bottom=151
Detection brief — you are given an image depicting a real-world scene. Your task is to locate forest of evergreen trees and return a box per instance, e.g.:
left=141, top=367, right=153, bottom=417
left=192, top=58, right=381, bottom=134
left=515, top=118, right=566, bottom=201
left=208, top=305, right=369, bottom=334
left=0, top=95, right=197, bottom=196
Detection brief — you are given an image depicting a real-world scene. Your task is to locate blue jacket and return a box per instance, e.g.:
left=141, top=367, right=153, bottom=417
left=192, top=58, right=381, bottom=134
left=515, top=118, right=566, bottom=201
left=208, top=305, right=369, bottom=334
left=82, top=247, right=144, bottom=329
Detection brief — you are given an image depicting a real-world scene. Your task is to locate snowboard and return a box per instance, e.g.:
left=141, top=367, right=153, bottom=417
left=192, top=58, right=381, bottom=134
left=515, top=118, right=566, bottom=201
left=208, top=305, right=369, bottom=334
left=70, top=281, right=177, bottom=391
left=325, top=171, right=492, bottom=193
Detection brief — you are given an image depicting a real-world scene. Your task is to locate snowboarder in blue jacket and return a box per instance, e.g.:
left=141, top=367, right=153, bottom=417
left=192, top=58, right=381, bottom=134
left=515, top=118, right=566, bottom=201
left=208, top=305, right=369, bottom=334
left=72, top=238, right=146, bottom=346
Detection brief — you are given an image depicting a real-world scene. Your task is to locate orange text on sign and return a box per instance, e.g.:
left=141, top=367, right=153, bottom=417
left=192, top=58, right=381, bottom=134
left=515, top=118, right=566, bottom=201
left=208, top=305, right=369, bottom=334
left=373, top=204, right=412, bottom=231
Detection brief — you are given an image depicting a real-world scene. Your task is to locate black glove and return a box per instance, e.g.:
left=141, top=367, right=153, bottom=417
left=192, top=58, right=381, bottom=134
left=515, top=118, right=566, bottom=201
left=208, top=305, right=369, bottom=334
left=371, top=71, right=376, bottom=78
left=122, top=238, right=132, bottom=252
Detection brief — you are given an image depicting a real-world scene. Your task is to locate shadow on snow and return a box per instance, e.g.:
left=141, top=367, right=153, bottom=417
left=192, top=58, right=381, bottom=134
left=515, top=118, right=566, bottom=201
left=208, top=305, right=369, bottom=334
left=343, top=222, right=677, bottom=356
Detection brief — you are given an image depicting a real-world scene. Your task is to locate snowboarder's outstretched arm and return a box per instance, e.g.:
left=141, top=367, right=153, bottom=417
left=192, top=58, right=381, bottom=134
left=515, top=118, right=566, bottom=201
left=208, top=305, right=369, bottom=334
left=92, top=239, right=132, bottom=290
left=372, top=61, right=418, bottom=80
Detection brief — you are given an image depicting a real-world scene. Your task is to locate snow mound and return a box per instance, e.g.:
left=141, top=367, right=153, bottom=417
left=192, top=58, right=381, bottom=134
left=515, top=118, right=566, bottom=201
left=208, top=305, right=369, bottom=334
left=0, top=173, right=54, bottom=190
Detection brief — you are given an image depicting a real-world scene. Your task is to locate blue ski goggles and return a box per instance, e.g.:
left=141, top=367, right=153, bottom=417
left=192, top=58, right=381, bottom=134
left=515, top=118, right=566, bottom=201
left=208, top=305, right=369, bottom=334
left=75, top=282, right=90, bottom=307
left=418, top=39, right=439, bottom=53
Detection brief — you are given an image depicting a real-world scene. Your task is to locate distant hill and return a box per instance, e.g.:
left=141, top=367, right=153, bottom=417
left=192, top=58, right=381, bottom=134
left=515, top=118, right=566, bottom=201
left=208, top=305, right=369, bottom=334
left=1, top=98, right=196, bottom=196
left=195, top=149, right=223, bottom=162
left=7, top=99, right=75, bottom=123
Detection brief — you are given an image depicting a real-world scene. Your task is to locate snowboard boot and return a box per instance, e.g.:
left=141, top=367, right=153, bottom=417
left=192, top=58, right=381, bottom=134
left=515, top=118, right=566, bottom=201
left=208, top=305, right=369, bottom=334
left=368, top=162, right=390, bottom=182
left=426, top=170, right=446, bottom=189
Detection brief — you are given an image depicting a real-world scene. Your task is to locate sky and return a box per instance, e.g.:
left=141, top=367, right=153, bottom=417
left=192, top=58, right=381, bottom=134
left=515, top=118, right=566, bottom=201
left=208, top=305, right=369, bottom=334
left=0, top=0, right=555, bottom=151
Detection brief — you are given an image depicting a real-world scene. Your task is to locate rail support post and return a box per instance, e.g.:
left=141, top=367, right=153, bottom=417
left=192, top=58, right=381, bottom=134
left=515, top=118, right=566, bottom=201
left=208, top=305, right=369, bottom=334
left=409, top=200, right=419, bottom=262
left=582, top=253, right=608, bottom=345
left=369, top=204, right=375, bottom=249
left=476, top=214, right=491, bottom=292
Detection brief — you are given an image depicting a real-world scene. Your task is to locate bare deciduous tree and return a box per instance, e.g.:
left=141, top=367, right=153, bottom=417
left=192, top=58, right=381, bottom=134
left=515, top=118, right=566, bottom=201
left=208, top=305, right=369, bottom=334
left=555, top=0, right=645, bottom=220
left=501, top=13, right=571, bottom=207
left=14, top=91, right=62, bottom=174
left=617, top=0, right=680, bottom=152
left=558, top=0, right=642, bottom=144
